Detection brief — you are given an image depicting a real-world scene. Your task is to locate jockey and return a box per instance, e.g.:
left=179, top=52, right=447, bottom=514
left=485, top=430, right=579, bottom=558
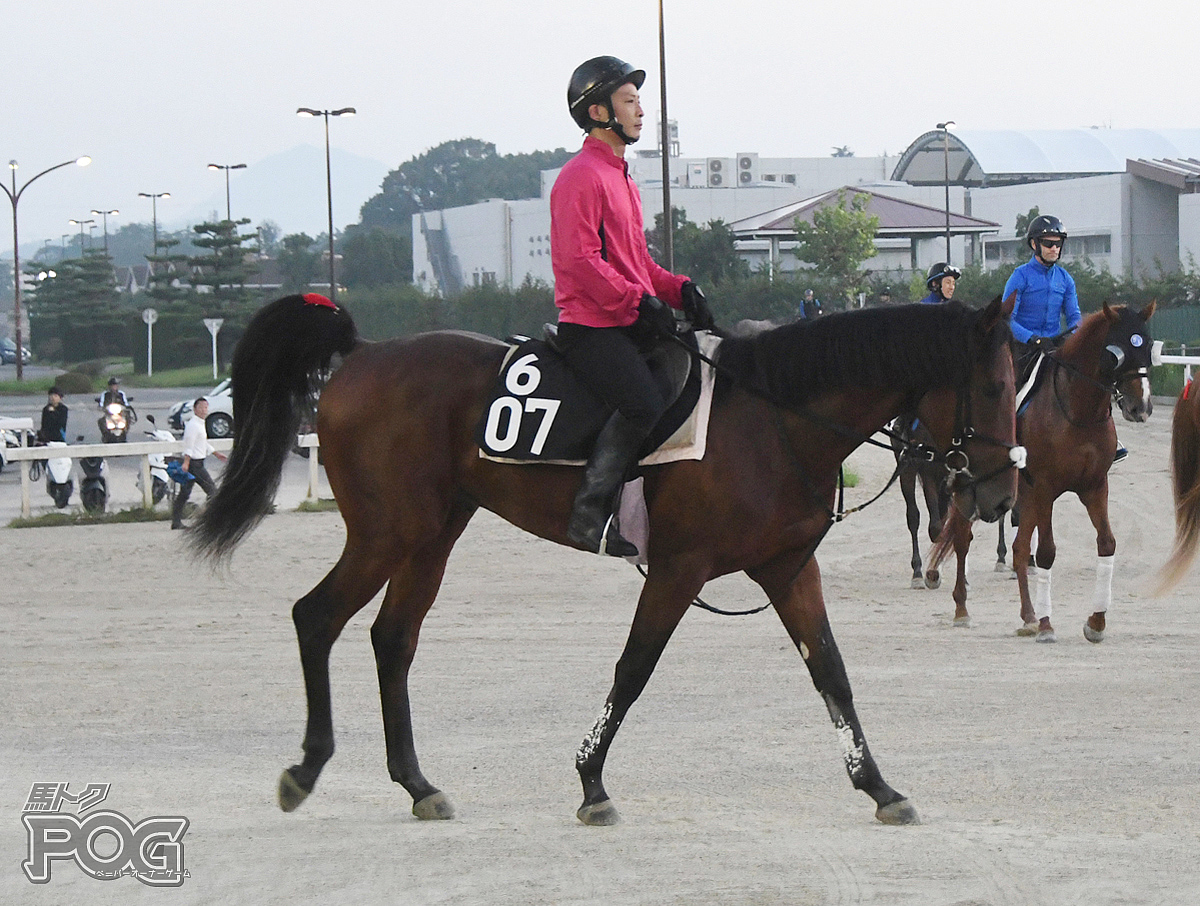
left=920, top=263, right=960, bottom=304
left=551, top=55, right=715, bottom=557
left=1005, top=215, right=1123, bottom=462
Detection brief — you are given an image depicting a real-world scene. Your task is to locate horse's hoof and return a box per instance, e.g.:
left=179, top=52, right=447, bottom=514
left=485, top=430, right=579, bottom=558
left=993, top=560, right=1008, bottom=573
left=1083, top=623, right=1106, bottom=643
left=910, top=576, right=925, bottom=590
left=412, top=791, right=455, bottom=820
left=577, top=799, right=621, bottom=826
left=875, top=798, right=920, bottom=825
left=952, top=614, right=972, bottom=628
left=278, top=769, right=311, bottom=813
left=1016, top=622, right=1039, bottom=637
left=1036, top=628, right=1057, bottom=643
left=924, top=572, right=942, bottom=590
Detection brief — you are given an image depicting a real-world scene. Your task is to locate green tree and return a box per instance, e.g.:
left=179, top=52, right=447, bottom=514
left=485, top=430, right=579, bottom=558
left=277, top=232, right=322, bottom=293
left=793, top=190, right=879, bottom=309
left=340, top=227, right=412, bottom=288
left=646, top=208, right=749, bottom=287
left=188, top=219, right=261, bottom=308
left=26, top=251, right=128, bottom=361
left=1014, top=206, right=1040, bottom=239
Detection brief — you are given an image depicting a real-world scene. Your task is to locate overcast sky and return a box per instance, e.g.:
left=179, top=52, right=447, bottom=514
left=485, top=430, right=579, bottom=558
left=5, top=0, right=1196, bottom=251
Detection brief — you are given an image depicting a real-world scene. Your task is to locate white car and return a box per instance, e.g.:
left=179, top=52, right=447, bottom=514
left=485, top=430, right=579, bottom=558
left=168, top=379, right=234, bottom=438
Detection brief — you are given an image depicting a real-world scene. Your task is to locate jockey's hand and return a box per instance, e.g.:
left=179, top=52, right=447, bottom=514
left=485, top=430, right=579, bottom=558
left=681, top=282, right=716, bottom=331
left=1029, top=335, right=1049, bottom=350
left=638, top=294, right=679, bottom=339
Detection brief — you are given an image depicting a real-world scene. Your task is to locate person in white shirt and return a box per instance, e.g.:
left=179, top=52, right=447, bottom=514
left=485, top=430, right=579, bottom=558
left=172, top=397, right=227, bottom=530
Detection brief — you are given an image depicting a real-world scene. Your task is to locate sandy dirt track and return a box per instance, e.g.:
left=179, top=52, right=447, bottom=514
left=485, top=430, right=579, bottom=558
left=2, top=402, right=1198, bottom=905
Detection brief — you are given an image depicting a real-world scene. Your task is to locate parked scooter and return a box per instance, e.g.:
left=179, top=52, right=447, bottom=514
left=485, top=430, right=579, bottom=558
left=42, top=441, right=75, bottom=508
left=136, top=414, right=176, bottom=505
left=79, top=436, right=108, bottom=513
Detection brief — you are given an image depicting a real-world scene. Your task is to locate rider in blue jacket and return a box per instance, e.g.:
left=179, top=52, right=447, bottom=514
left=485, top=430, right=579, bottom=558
left=1004, top=214, right=1124, bottom=463
left=920, top=263, right=960, bottom=304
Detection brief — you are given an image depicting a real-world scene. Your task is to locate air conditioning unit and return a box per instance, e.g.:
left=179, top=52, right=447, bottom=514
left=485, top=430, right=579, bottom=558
left=707, top=158, right=734, bottom=187
left=736, top=153, right=759, bottom=186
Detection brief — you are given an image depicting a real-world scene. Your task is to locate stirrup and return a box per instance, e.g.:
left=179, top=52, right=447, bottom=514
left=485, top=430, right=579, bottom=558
left=597, top=514, right=639, bottom=558
left=1111, top=446, right=1128, bottom=467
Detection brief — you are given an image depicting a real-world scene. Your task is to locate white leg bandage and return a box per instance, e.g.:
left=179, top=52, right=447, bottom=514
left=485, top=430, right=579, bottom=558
left=1092, top=555, right=1115, bottom=614
left=1034, top=568, right=1053, bottom=621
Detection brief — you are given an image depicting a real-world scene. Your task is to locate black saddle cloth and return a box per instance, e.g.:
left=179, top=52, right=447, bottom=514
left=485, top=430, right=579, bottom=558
left=476, top=332, right=700, bottom=463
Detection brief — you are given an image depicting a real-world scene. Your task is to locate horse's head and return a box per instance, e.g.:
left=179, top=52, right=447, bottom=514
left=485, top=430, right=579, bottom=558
left=1099, top=301, right=1156, bottom=422
left=915, top=295, right=1021, bottom=524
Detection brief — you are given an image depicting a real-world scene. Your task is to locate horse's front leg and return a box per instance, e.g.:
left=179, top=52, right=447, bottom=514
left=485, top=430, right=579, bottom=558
left=995, top=511, right=1009, bottom=571
left=900, top=470, right=925, bottom=588
left=1014, top=498, right=1058, bottom=641
left=950, top=513, right=974, bottom=626
left=1079, top=483, right=1115, bottom=643
left=751, top=554, right=918, bottom=825
left=921, top=476, right=947, bottom=590
left=575, top=563, right=699, bottom=826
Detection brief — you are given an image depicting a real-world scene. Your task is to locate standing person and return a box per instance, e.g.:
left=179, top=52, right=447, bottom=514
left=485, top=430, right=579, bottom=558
left=878, top=286, right=892, bottom=306
left=552, top=54, right=714, bottom=557
left=800, top=288, right=823, bottom=319
left=171, top=397, right=227, bottom=530
left=920, top=263, right=960, bottom=304
left=37, top=386, right=69, bottom=444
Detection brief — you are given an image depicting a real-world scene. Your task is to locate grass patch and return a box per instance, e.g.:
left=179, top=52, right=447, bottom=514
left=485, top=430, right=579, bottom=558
left=9, top=506, right=172, bottom=529
left=841, top=467, right=859, bottom=488
left=296, top=497, right=340, bottom=513
left=1, top=363, right=228, bottom=395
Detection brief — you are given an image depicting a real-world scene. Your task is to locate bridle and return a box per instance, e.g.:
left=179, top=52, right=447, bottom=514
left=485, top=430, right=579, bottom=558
left=1046, top=338, right=1150, bottom=428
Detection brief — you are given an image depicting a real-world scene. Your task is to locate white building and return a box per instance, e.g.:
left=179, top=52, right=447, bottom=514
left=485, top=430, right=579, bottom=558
left=414, top=128, right=1200, bottom=296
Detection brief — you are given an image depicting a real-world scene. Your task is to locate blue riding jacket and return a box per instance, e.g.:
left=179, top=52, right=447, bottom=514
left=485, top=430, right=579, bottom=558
left=919, top=291, right=944, bottom=305
left=1003, top=256, right=1081, bottom=344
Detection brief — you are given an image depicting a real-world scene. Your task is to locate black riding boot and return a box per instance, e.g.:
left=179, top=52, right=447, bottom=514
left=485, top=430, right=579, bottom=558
left=567, top=411, right=646, bottom=558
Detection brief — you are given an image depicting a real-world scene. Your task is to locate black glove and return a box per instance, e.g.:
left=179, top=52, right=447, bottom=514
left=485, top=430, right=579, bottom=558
left=680, top=281, right=716, bottom=331
left=636, top=294, right=678, bottom=339
left=1029, top=335, right=1048, bottom=350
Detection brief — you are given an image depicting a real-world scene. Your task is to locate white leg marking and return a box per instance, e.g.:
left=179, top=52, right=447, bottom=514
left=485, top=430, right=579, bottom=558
left=1093, top=554, right=1115, bottom=614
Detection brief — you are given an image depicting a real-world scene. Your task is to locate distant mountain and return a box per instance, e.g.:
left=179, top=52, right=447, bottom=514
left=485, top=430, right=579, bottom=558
left=172, top=144, right=391, bottom=238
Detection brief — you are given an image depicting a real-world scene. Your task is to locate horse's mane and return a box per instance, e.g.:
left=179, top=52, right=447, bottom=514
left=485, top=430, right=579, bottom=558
left=716, top=301, right=992, bottom=405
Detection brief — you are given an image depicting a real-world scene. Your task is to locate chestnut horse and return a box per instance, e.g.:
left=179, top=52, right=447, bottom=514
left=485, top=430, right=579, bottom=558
left=192, top=294, right=1020, bottom=827
left=1156, top=376, right=1200, bottom=594
left=932, top=303, right=1155, bottom=642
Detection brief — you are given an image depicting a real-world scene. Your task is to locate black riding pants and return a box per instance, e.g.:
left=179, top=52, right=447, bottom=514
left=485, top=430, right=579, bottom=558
left=555, top=322, right=668, bottom=436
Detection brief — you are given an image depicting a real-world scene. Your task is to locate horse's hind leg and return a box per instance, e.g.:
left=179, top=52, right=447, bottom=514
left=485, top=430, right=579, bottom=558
left=279, top=551, right=393, bottom=812
left=371, top=502, right=476, bottom=820
left=751, top=554, right=918, bottom=826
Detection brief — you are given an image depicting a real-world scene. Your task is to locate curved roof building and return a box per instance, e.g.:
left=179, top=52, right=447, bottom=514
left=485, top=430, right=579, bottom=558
left=892, top=129, right=1200, bottom=187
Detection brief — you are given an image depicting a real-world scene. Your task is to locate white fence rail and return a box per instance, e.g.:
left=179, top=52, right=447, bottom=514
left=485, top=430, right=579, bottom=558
left=4, top=433, right=322, bottom=519
left=1153, top=340, right=1200, bottom=382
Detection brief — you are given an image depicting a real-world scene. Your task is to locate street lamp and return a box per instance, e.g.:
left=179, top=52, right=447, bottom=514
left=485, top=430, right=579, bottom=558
left=90, top=208, right=118, bottom=255
left=138, top=192, right=170, bottom=262
left=936, top=121, right=955, bottom=262
left=297, top=106, right=356, bottom=296
left=69, top=217, right=95, bottom=254
left=207, top=162, right=247, bottom=221
left=2, top=155, right=90, bottom=381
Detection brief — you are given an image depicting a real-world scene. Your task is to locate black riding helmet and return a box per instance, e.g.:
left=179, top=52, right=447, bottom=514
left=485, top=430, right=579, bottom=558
left=568, top=56, right=646, bottom=143
left=1026, top=214, right=1067, bottom=249
left=925, top=262, right=961, bottom=290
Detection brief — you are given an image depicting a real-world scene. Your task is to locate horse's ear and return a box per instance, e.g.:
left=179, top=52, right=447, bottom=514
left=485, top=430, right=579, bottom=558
left=1001, top=292, right=1016, bottom=319
left=1141, top=299, right=1157, bottom=321
left=1102, top=301, right=1119, bottom=322
left=978, top=295, right=1009, bottom=335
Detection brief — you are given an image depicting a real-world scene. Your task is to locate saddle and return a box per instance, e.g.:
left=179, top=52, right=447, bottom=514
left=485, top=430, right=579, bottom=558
left=476, top=329, right=719, bottom=466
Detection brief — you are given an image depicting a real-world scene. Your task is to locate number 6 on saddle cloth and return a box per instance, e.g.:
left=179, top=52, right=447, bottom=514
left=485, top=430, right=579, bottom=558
left=476, top=329, right=719, bottom=467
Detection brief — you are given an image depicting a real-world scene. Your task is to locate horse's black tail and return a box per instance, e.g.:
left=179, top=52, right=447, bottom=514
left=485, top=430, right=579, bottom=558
left=190, top=294, right=359, bottom=562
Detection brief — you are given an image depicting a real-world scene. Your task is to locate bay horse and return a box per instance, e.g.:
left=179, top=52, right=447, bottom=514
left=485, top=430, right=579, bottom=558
left=932, top=303, right=1155, bottom=642
left=191, top=294, right=1020, bottom=827
left=1155, top=376, right=1200, bottom=594
left=891, top=417, right=953, bottom=590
